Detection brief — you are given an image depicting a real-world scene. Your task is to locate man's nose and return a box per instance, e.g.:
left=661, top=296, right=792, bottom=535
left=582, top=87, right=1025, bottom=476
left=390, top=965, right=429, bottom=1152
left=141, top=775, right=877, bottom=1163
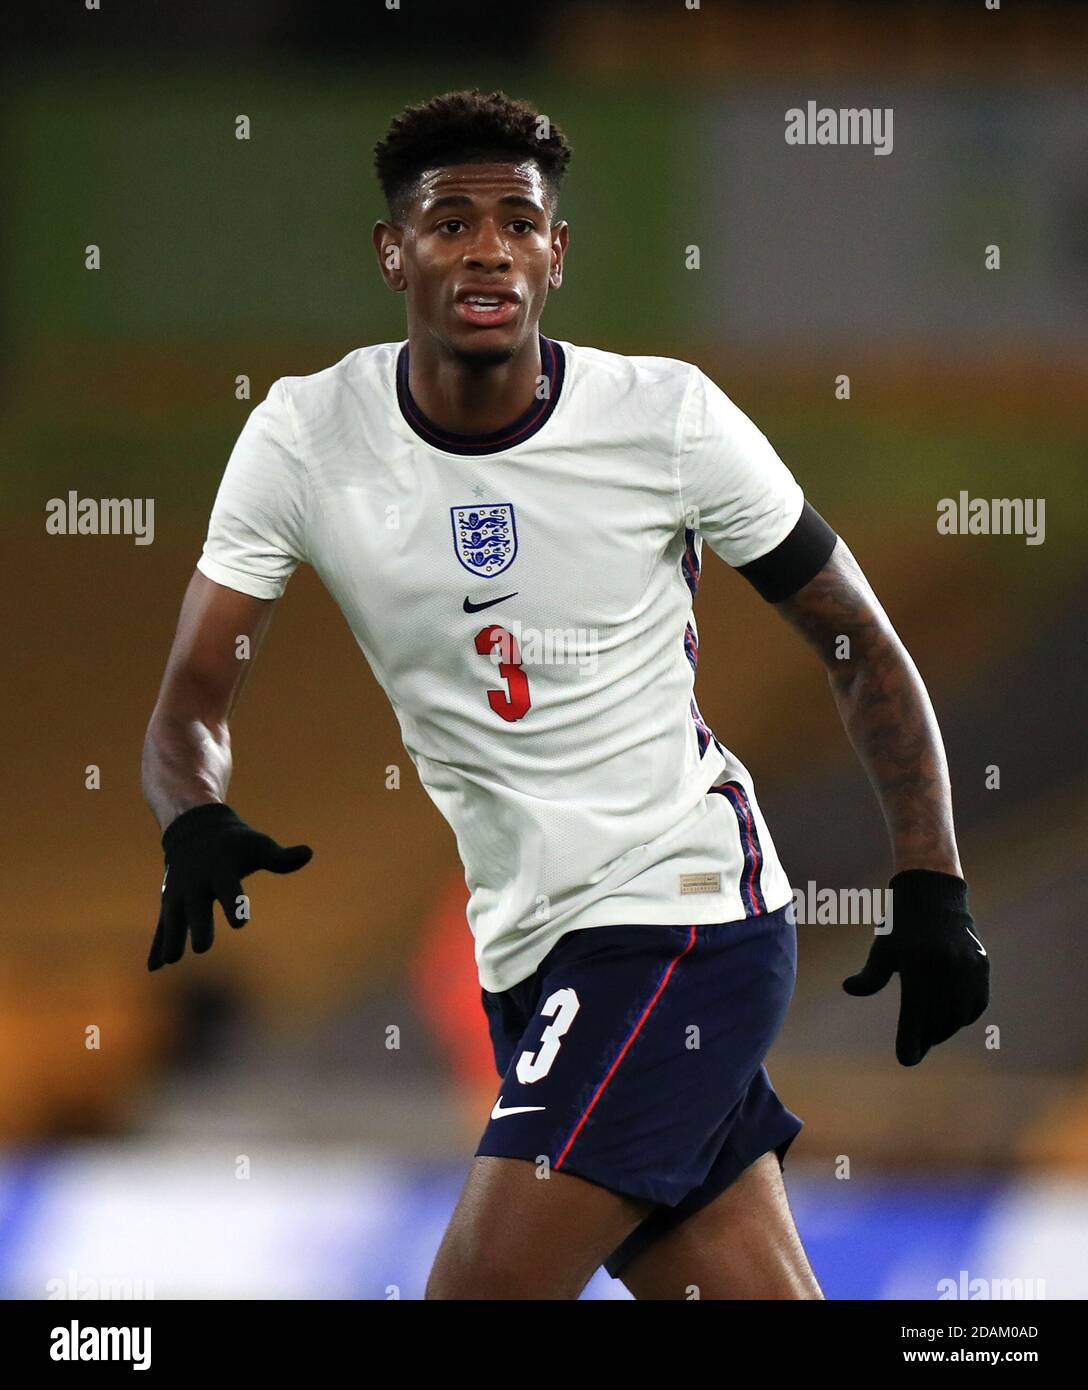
left=464, top=225, right=511, bottom=271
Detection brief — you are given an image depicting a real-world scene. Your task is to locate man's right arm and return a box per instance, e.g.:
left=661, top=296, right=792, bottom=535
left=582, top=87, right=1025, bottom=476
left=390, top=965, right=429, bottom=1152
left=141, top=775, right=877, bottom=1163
left=142, top=569, right=313, bottom=971
left=142, top=569, right=275, bottom=831
left=142, top=374, right=313, bottom=971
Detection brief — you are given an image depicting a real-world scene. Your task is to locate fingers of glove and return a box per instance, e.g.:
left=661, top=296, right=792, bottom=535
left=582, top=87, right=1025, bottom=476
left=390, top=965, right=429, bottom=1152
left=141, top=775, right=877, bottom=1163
left=155, top=891, right=192, bottom=969
left=213, top=875, right=248, bottom=930
left=228, top=832, right=313, bottom=878
left=184, top=890, right=216, bottom=957
left=899, top=963, right=984, bottom=1059
left=935, top=955, right=989, bottom=1034
left=943, top=977, right=989, bottom=1034
left=925, top=999, right=965, bottom=1051
left=260, top=839, right=313, bottom=875
left=842, top=941, right=895, bottom=996
left=963, top=986, right=990, bottom=1027
left=148, top=867, right=189, bottom=971
left=147, top=904, right=170, bottom=972
left=895, top=972, right=933, bottom=1066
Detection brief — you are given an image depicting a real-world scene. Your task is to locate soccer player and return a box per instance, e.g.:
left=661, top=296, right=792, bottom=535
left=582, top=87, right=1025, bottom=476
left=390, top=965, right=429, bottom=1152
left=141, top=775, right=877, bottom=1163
left=142, top=90, right=990, bottom=1300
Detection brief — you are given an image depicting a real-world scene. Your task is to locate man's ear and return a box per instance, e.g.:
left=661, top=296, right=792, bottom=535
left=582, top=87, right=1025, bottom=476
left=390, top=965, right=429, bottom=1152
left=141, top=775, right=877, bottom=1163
left=550, top=221, right=569, bottom=290
left=372, top=221, right=406, bottom=291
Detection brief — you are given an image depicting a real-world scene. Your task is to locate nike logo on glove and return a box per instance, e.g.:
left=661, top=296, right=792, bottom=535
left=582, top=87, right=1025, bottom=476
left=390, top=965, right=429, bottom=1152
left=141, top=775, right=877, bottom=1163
left=490, top=1095, right=545, bottom=1119
left=464, top=592, right=518, bottom=613
left=965, top=926, right=987, bottom=957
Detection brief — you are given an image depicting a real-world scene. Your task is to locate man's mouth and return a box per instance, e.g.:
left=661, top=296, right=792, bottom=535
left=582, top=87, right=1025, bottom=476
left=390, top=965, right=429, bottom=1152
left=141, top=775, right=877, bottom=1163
left=454, top=288, right=521, bottom=328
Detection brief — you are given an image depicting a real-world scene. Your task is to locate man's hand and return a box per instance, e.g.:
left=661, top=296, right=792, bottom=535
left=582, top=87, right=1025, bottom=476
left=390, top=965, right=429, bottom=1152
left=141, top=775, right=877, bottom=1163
left=843, top=869, right=990, bottom=1065
left=148, top=802, right=313, bottom=971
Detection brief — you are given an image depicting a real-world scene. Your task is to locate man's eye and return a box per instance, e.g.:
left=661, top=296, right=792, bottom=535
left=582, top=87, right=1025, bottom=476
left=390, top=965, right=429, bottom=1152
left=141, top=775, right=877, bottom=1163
left=509, top=220, right=534, bottom=234
left=439, top=220, right=466, bottom=233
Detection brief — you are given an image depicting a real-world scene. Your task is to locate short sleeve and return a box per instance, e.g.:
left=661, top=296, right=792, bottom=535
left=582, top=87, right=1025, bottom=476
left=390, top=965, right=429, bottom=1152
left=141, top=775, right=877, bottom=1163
left=675, top=365, right=804, bottom=568
left=196, top=379, right=310, bottom=600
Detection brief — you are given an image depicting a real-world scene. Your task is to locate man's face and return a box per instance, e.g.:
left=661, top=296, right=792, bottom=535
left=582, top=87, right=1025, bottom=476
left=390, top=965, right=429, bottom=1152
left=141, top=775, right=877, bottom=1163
left=374, top=160, right=568, bottom=362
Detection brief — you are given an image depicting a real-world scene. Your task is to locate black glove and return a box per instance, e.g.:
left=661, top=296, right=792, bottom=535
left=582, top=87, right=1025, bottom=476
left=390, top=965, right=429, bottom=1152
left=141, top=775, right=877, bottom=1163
left=148, top=803, right=313, bottom=972
left=842, top=869, right=990, bottom=1066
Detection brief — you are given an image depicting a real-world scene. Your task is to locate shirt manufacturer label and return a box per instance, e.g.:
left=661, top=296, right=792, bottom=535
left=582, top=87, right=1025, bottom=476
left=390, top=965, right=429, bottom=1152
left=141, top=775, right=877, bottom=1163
left=680, top=872, right=721, bottom=895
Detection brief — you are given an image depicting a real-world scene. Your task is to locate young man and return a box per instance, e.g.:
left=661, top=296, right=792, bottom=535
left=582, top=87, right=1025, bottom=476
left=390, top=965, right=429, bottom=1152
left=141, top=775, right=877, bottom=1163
left=142, top=89, right=989, bottom=1300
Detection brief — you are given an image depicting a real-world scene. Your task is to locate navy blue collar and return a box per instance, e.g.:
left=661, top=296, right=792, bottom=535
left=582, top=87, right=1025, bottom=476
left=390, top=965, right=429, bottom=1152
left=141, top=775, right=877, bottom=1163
left=396, top=333, right=565, bottom=456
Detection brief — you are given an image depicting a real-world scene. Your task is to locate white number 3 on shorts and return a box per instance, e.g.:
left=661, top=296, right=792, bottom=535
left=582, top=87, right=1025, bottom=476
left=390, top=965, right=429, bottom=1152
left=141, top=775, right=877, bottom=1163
left=515, top=987, right=581, bottom=1084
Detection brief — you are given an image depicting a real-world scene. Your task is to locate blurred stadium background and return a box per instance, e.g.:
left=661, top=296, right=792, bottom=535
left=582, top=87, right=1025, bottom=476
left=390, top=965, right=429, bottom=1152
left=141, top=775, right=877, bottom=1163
left=2, top=1, right=1086, bottom=1299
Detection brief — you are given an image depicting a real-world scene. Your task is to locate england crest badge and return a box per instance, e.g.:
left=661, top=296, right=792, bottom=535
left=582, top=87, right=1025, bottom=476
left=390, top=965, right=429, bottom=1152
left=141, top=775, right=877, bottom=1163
left=450, top=503, right=518, bottom=577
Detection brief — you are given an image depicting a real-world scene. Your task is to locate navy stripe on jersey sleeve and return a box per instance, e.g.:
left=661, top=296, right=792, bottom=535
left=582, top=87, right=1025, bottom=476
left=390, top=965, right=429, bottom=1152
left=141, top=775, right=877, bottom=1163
left=734, top=502, right=838, bottom=602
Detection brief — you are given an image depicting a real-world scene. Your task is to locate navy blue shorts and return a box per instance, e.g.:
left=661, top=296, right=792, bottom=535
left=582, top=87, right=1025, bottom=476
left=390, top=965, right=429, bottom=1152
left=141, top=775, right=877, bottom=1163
left=475, top=904, right=802, bottom=1280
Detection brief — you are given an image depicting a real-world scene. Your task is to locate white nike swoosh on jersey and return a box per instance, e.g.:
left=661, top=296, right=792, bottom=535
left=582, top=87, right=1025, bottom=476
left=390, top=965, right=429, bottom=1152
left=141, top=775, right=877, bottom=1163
left=965, top=927, right=987, bottom=957
left=490, top=1096, right=546, bottom=1119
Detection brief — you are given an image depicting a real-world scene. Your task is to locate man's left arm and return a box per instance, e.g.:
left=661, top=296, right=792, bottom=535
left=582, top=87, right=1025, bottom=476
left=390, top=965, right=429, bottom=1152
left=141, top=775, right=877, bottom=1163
left=771, top=537, right=990, bottom=1066
left=672, top=363, right=989, bottom=1064
left=775, top=538, right=959, bottom=878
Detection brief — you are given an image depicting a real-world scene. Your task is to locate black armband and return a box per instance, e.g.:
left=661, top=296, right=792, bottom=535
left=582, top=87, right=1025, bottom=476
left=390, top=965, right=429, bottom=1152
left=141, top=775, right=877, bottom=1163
left=735, top=502, right=838, bottom=602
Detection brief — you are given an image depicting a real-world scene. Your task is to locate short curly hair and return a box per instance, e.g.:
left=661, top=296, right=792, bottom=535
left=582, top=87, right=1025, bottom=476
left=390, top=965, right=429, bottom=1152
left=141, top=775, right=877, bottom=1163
left=374, top=88, right=573, bottom=223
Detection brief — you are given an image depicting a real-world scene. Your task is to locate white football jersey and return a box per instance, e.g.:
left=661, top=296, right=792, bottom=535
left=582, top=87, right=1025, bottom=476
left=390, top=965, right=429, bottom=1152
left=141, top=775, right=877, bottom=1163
left=196, top=335, right=804, bottom=992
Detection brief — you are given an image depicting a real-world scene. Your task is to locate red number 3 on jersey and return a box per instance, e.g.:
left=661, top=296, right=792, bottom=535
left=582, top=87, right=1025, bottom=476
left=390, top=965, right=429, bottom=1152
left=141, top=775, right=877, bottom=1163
left=475, top=624, right=532, bottom=723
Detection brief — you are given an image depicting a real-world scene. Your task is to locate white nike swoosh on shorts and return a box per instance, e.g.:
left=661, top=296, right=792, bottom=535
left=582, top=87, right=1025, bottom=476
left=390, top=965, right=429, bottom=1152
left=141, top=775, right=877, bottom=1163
left=490, top=1096, right=546, bottom=1119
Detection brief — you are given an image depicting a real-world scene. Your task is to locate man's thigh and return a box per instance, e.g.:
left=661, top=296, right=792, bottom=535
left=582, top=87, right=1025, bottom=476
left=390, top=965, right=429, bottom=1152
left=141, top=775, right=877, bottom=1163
left=618, top=1150, right=823, bottom=1301
left=425, top=1155, right=653, bottom=1300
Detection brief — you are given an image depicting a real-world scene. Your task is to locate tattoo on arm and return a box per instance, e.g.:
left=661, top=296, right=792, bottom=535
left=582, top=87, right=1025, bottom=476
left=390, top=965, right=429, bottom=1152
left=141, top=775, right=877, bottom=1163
left=776, top=540, right=962, bottom=877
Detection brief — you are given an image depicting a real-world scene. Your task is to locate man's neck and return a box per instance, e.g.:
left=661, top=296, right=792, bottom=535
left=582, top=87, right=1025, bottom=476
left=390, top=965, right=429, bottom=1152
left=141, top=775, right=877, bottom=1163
left=405, top=332, right=543, bottom=436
